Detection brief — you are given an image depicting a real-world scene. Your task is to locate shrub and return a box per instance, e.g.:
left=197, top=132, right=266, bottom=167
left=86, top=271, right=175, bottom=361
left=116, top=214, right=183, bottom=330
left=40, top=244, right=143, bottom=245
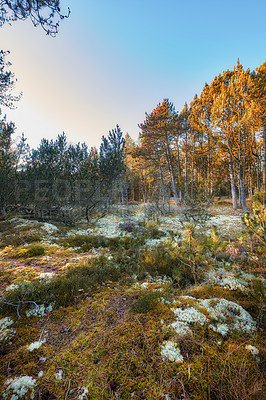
left=243, top=189, right=266, bottom=244
left=144, top=220, right=165, bottom=239
left=131, top=290, right=161, bottom=314
left=119, top=221, right=138, bottom=233
left=0, top=257, right=123, bottom=315
left=59, top=234, right=107, bottom=251
left=60, top=234, right=144, bottom=252
left=139, top=245, right=194, bottom=288
left=0, top=231, right=41, bottom=248
left=11, top=245, right=45, bottom=258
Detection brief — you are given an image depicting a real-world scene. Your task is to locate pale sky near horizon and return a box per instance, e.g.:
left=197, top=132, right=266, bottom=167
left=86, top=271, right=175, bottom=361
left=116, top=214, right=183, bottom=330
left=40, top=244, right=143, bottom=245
left=0, top=0, right=265, bottom=150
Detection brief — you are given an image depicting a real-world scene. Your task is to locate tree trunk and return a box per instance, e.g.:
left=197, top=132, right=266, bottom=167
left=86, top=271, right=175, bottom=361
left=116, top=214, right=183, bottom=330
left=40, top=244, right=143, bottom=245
left=257, top=163, right=261, bottom=192
left=2, top=205, right=6, bottom=220
left=176, top=137, right=182, bottom=201
left=164, top=135, right=179, bottom=205
left=228, top=151, right=238, bottom=209
left=184, top=130, right=188, bottom=199
left=238, top=163, right=247, bottom=213
left=191, top=155, right=194, bottom=201
left=158, top=159, right=166, bottom=204
left=119, top=174, right=124, bottom=205
left=132, top=180, right=135, bottom=202
left=207, top=135, right=212, bottom=197
left=263, top=126, right=266, bottom=207
left=248, top=167, right=253, bottom=207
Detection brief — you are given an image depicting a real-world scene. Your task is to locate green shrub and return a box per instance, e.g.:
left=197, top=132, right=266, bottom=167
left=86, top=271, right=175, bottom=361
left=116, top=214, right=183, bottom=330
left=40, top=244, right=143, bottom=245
left=119, top=221, right=138, bottom=233
left=60, top=234, right=144, bottom=252
left=0, top=231, right=42, bottom=248
left=172, top=265, right=195, bottom=288
left=59, top=234, right=107, bottom=251
left=139, top=245, right=195, bottom=288
left=0, top=257, right=123, bottom=315
left=11, top=244, right=45, bottom=258
left=131, top=290, right=161, bottom=314
left=140, top=245, right=174, bottom=277
left=144, top=220, right=166, bottom=239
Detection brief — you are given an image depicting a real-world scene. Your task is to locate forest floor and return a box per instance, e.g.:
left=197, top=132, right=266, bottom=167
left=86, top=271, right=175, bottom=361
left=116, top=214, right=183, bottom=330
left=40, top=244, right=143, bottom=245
left=0, top=200, right=265, bottom=399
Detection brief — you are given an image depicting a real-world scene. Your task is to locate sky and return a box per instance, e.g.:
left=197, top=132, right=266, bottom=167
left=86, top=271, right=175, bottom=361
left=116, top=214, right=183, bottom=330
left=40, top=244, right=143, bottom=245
left=0, top=0, right=265, bottom=150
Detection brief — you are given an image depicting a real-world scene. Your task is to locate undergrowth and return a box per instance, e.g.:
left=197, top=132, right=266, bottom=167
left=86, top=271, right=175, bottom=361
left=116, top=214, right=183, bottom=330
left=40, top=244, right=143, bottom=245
left=0, top=207, right=265, bottom=400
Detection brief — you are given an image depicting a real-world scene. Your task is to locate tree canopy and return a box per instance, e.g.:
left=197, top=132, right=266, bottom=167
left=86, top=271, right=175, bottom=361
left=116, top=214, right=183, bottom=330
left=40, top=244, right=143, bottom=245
left=0, top=0, right=70, bottom=36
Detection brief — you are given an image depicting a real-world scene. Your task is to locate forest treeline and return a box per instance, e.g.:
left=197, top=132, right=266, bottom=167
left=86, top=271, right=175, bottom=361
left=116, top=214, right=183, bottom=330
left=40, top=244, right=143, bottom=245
left=0, top=58, right=265, bottom=220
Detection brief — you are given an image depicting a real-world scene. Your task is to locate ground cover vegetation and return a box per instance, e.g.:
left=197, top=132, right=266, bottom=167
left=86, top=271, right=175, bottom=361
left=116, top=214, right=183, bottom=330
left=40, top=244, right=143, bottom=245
left=0, top=50, right=265, bottom=398
left=0, top=196, right=265, bottom=399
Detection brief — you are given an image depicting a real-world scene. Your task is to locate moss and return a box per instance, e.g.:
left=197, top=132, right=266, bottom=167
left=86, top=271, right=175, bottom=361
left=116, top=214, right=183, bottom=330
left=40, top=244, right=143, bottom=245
left=177, top=342, right=264, bottom=399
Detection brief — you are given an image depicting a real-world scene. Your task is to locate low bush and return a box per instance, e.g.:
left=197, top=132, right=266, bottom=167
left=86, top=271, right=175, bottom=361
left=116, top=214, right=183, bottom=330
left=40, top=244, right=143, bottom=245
left=131, top=290, right=161, bottom=314
left=139, top=245, right=195, bottom=287
left=119, top=221, right=138, bottom=233
left=10, top=244, right=45, bottom=258
left=0, top=231, right=42, bottom=248
left=60, top=234, right=145, bottom=252
left=59, top=234, right=107, bottom=251
left=144, top=220, right=166, bottom=239
left=0, top=257, right=123, bottom=315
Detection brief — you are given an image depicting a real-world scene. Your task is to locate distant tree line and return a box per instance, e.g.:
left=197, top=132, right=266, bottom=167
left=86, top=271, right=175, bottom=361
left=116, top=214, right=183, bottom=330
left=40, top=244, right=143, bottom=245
left=0, top=56, right=265, bottom=220
left=134, top=60, right=266, bottom=212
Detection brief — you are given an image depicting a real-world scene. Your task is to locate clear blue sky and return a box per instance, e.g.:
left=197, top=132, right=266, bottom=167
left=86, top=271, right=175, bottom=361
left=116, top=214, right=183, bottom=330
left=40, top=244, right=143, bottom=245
left=1, top=0, right=265, bottom=149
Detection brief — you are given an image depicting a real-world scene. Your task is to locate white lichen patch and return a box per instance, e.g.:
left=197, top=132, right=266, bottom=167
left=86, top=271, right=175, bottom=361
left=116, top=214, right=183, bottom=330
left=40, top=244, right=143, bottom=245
left=199, top=298, right=256, bottom=335
left=27, top=338, right=46, bottom=352
left=206, top=266, right=255, bottom=292
left=55, top=369, right=63, bottom=380
left=245, top=345, right=259, bottom=356
left=134, top=275, right=172, bottom=290
left=145, top=237, right=166, bottom=247
left=5, top=283, right=19, bottom=292
left=206, top=215, right=243, bottom=236
left=26, top=303, right=54, bottom=317
left=160, top=215, right=183, bottom=230
left=5, top=281, right=31, bottom=292
left=38, top=371, right=44, bottom=379
left=171, top=306, right=207, bottom=325
left=96, top=215, right=123, bottom=238
left=168, top=297, right=256, bottom=337
left=3, top=376, right=36, bottom=399
left=9, top=218, right=58, bottom=235
left=38, top=272, right=54, bottom=280
left=41, top=223, right=59, bottom=234
left=170, top=320, right=192, bottom=336
left=161, top=340, right=184, bottom=363
left=78, top=387, right=89, bottom=399
left=0, top=317, right=15, bottom=342
left=9, top=218, right=38, bottom=228
left=66, top=228, right=93, bottom=237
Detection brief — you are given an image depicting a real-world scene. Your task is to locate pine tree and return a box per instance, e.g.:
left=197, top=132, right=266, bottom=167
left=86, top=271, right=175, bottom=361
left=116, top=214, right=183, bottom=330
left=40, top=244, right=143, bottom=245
left=0, top=116, right=16, bottom=216
left=99, top=125, right=126, bottom=204
left=139, top=99, right=180, bottom=205
left=0, top=0, right=70, bottom=36
left=252, top=62, right=266, bottom=206
left=0, top=50, right=21, bottom=110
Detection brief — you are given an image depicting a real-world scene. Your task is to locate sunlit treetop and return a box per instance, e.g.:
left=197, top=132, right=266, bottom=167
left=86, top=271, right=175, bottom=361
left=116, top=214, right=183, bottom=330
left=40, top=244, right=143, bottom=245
left=0, top=0, right=70, bottom=36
